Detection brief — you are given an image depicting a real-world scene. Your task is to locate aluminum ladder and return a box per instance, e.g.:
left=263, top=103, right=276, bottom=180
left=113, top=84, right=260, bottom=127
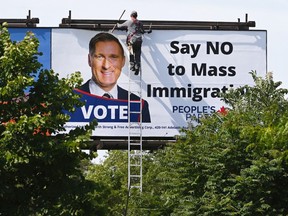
left=128, top=65, right=143, bottom=194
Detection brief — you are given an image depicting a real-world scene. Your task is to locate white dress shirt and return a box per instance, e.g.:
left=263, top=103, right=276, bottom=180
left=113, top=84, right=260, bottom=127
left=88, top=79, right=117, bottom=99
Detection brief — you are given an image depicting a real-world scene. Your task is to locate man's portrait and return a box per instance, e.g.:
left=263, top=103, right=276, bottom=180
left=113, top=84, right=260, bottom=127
left=76, top=32, right=151, bottom=123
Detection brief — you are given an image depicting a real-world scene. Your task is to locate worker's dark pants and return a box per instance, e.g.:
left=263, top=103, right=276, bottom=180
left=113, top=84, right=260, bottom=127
left=130, top=40, right=142, bottom=69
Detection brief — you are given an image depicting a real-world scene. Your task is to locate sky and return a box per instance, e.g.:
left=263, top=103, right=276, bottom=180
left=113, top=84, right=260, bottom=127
left=1, top=0, right=287, bottom=88
left=2, top=0, right=288, bottom=162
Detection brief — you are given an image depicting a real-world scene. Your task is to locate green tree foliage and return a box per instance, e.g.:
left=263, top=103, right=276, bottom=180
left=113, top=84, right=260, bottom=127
left=85, top=150, right=129, bottom=215
left=85, top=149, right=167, bottom=215
left=129, top=71, right=288, bottom=215
left=0, top=24, right=99, bottom=215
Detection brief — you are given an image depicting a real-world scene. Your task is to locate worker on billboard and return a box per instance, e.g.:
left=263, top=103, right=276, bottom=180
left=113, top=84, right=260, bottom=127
left=76, top=32, right=151, bottom=123
left=117, top=10, right=152, bottom=75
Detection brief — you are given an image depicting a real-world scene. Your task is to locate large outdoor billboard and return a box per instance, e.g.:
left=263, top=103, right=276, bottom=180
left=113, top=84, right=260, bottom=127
left=9, top=27, right=267, bottom=138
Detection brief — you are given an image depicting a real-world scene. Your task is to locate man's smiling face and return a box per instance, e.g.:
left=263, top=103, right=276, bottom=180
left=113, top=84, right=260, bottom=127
left=88, top=40, right=125, bottom=92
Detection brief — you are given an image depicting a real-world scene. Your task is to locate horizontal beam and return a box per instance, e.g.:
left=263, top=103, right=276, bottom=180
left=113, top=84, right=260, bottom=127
left=0, top=19, right=39, bottom=27
left=0, top=10, right=39, bottom=27
left=60, top=19, right=255, bottom=30
left=88, top=137, right=176, bottom=151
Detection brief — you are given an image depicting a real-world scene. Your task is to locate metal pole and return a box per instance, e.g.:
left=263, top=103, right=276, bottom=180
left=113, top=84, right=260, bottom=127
left=111, top=10, right=126, bottom=33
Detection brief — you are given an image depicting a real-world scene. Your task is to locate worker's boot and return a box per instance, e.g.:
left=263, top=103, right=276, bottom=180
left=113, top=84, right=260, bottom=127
left=130, top=62, right=135, bottom=71
left=134, top=63, right=140, bottom=75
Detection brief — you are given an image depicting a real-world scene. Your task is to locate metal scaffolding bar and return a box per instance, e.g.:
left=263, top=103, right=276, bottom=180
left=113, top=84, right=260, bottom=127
left=0, top=10, right=39, bottom=27
left=59, top=11, right=255, bottom=31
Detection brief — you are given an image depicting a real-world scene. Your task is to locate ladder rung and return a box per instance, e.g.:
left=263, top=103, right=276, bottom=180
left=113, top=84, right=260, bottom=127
left=130, top=150, right=143, bottom=152
left=130, top=111, right=141, bottom=114
left=129, top=100, right=141, bottom=103
left=130, top=163, right=141, bottom=167
left=131, top=164, right=141, bottom=167
left=130, top=185, right=141, bottom=189
left=129, top=131, right=141, bottom=134
left=129, top=93, right=141, bottom=96
left=130, top=161, right=141, bottom=164
left=130, top=175, right=141, bottom=178
left=130, top=152, right=142, bottom=155
left=130, top=143, right=141, bottom=146
left=130, top=155, right=142, bottom=158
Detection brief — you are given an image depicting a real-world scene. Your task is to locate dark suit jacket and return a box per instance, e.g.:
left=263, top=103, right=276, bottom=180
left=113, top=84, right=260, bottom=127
left=79, top=80, right=151, bottom=123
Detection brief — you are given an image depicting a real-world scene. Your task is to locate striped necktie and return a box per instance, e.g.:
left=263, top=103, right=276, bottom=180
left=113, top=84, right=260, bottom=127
left=102, top=93, right=112, bottom=98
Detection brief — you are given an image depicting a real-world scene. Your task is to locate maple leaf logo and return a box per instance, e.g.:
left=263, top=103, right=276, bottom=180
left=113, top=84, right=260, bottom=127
left=217, top=106, right=228, bottom=116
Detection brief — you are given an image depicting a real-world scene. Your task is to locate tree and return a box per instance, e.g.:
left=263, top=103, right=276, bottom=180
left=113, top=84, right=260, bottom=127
left=0, top=24, right=99, bottom=215
left=85, top=150, right=129, bottom=215
left=130, top=71, right=288, bottom=215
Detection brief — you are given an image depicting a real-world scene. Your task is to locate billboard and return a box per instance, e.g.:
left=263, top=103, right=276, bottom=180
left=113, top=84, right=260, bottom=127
left=9, top=28, right=267, bottom=138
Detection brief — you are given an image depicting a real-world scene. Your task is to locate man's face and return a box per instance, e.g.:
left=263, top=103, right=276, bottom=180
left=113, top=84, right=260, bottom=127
left=88, top=41, right=125, bottom=92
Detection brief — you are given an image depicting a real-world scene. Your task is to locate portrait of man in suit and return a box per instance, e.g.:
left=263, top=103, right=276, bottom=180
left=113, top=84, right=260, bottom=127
left=79, top=32, right=151, bottom=123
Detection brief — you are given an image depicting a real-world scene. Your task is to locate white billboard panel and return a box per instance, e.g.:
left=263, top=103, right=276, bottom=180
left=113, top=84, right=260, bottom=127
left=50, top=28, right=266, bottom=137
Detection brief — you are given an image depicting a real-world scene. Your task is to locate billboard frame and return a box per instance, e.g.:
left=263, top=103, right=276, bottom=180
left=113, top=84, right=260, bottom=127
left=2, top=14, right=266, bottom=150
left=59, top=11, right=255, bottom=31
